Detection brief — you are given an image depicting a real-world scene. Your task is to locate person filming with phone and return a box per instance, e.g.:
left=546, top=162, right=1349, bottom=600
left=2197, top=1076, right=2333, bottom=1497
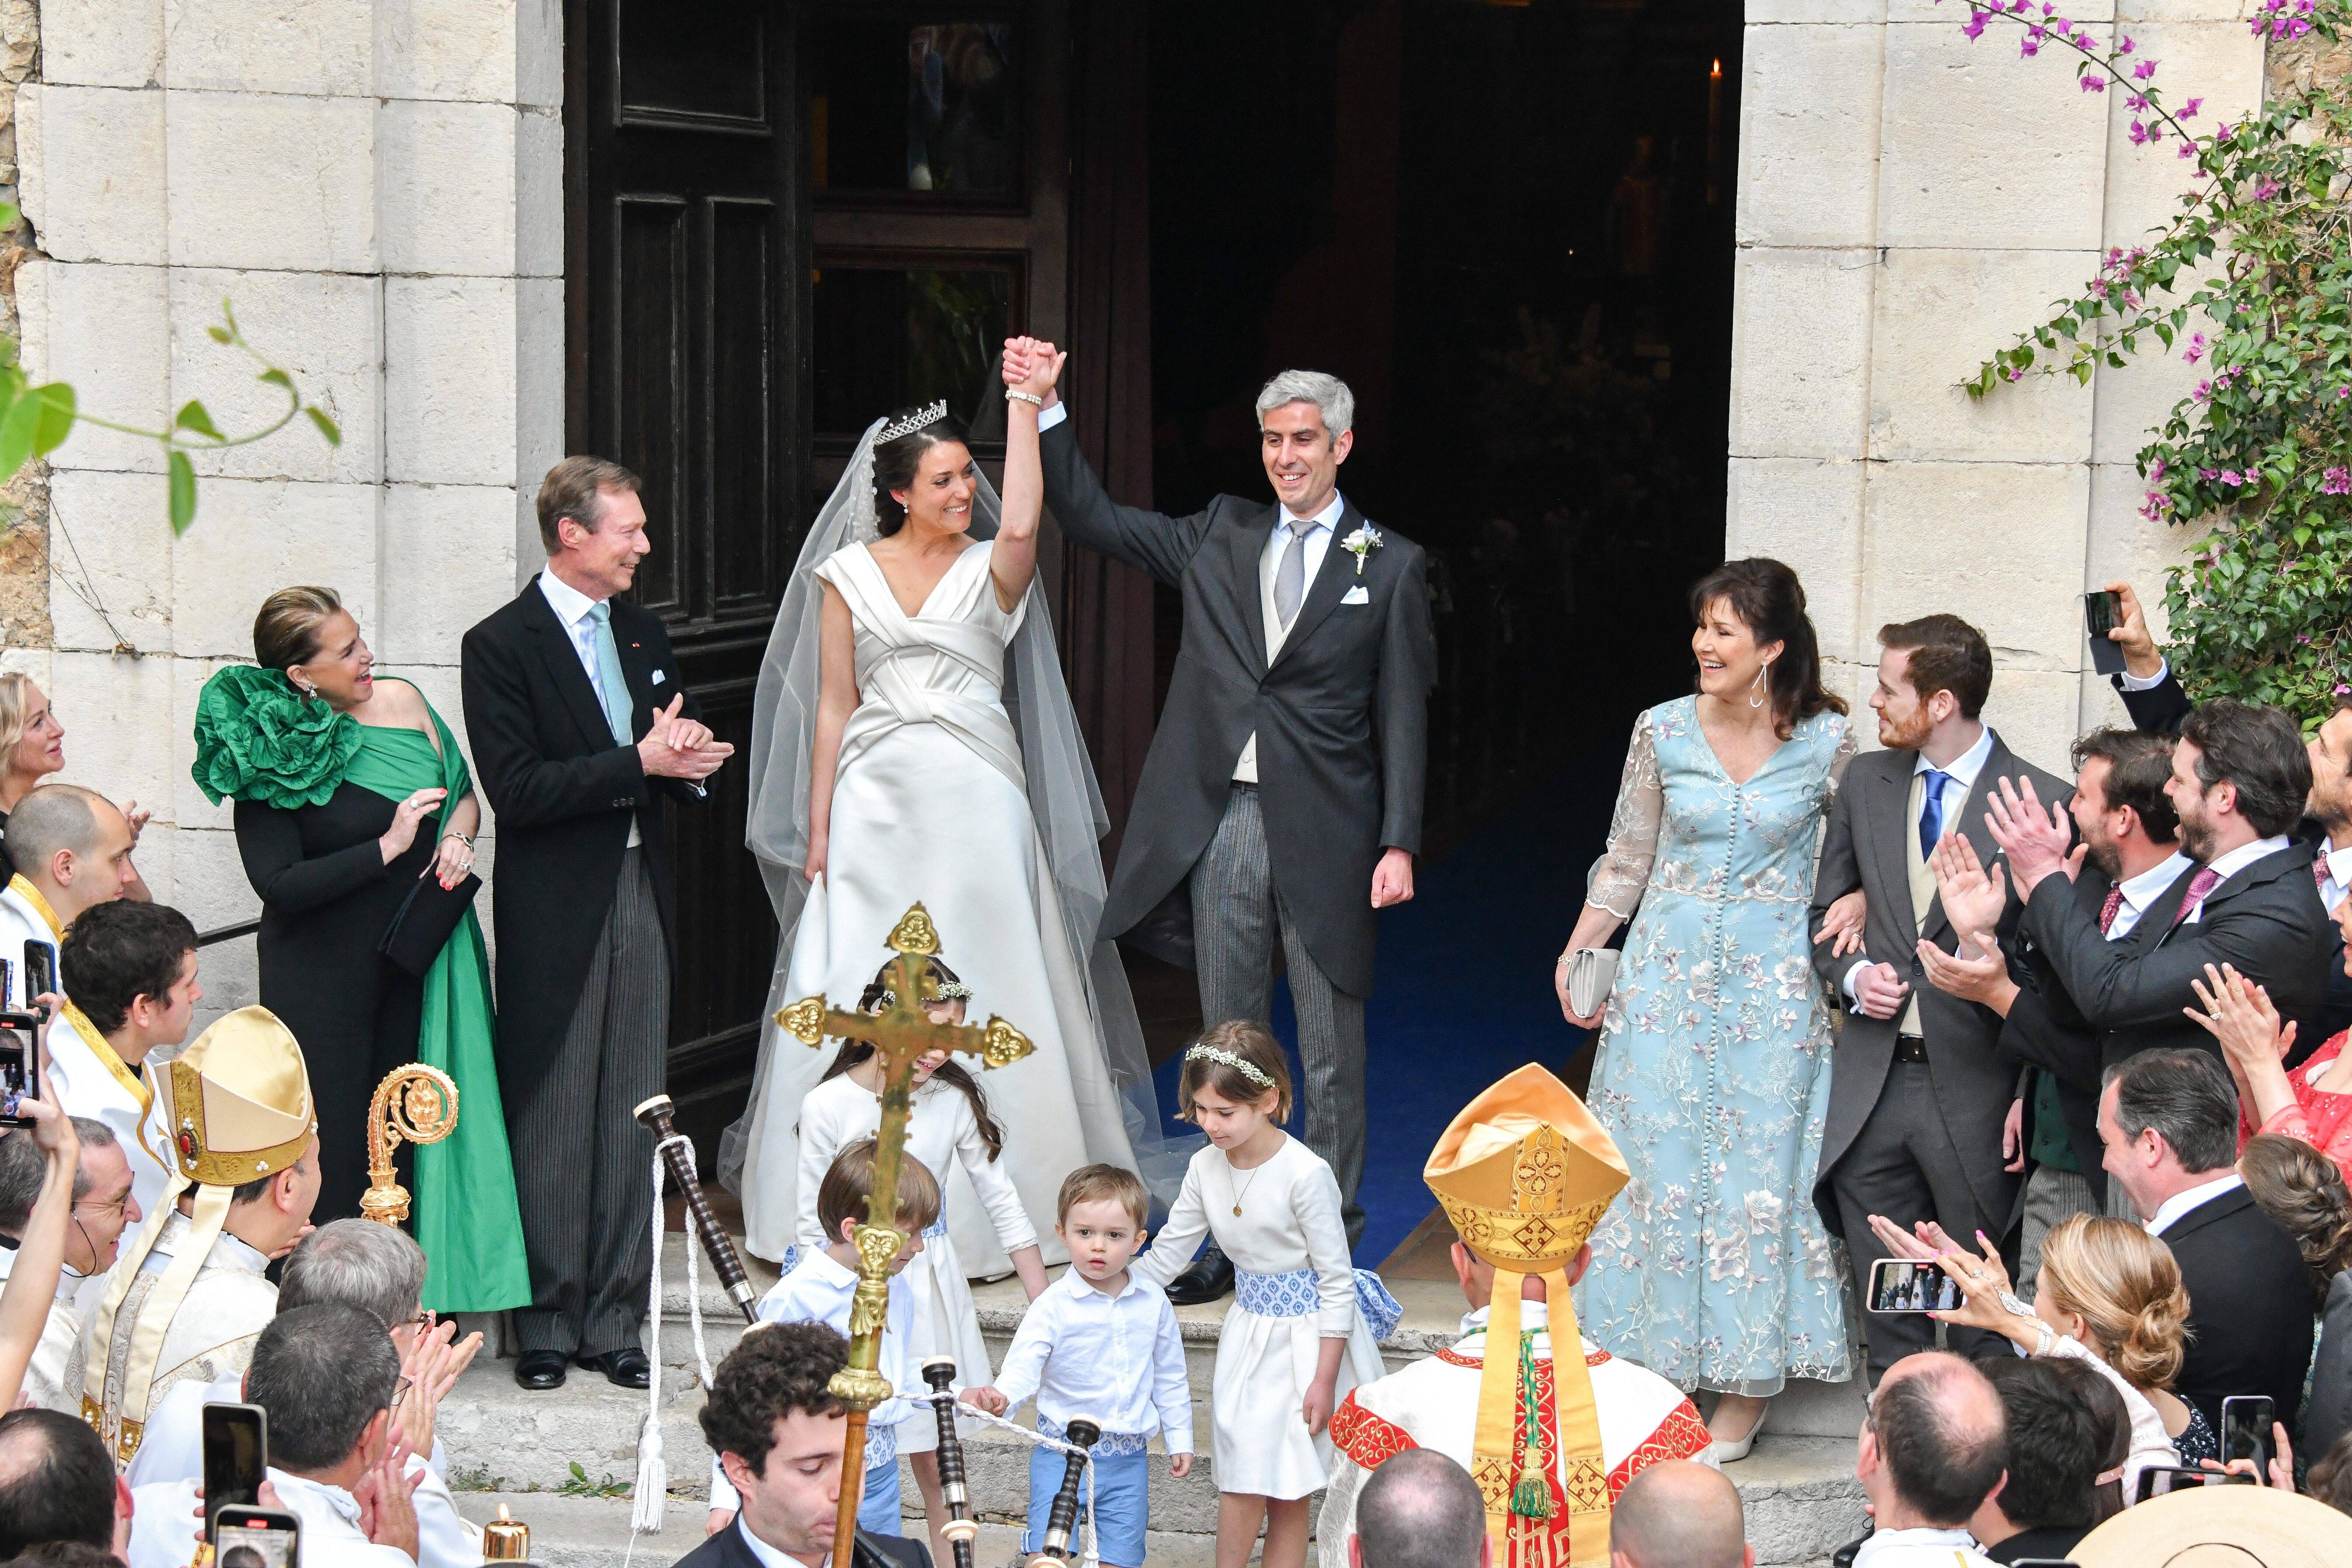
left=0, top=1116, right=140, bottom=1412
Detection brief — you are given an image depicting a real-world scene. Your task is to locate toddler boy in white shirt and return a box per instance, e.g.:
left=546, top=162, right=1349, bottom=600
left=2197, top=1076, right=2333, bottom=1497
left=706, top=1139, right=938, bottom=1540
left=962, top=1165, right=1193, bottom=1568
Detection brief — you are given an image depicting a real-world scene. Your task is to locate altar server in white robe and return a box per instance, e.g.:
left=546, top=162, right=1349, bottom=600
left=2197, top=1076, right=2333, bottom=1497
left=1319, top=1065, right=1716, bottom=1568
left=73, top=1006, right=320, bottom=1464
left=0, top=785, right=141, bottom=993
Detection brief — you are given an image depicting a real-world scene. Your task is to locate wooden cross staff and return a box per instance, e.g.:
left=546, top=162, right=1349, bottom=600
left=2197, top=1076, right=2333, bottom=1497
left=772, top=902, right=1033, bottom=1556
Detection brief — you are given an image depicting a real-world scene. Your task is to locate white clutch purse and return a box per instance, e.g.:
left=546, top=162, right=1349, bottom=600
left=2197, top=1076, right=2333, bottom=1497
left=1564, top=947, right=1620, bottom=1020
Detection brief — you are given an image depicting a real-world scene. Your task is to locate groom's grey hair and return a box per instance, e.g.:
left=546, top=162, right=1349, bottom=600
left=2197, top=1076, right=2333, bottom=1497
left=1256, top=370, right=1354, bottom=438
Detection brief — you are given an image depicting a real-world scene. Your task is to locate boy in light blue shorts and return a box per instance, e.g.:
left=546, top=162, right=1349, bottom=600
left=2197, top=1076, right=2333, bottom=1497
left=962, top=1164, right=1193, bottom=1568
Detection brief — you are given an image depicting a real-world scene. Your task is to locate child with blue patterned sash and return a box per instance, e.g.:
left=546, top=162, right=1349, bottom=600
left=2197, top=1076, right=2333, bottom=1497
left=706, top=1140, right=940, bottom=1539
left=1129, top=1021, right=1402, bottom=1568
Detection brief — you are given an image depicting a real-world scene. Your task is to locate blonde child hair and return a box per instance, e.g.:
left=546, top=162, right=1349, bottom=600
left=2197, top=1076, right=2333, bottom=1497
left=1057, top=1163, right=1149, bottom=1230
left=815, top=1137, right=944, bottom=1241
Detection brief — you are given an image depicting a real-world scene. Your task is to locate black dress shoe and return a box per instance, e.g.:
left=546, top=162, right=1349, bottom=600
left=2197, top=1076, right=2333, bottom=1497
left=1165, top=1244, right=1236, bottom=1306
left=513, top=1350, right=569, bottom=1391
left=576, top=1347, right=652, bottom=1388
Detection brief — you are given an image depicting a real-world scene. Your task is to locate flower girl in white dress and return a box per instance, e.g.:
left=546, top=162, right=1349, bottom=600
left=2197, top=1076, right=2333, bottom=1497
left=793, top=952, right=1049, bottom=1565
left=1129, top=1021, right=1400, bottom=1568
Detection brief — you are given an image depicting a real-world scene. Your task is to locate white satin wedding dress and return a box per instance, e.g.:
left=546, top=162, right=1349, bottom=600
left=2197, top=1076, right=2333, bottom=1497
left=735, top=539, right=1140, bottom=1271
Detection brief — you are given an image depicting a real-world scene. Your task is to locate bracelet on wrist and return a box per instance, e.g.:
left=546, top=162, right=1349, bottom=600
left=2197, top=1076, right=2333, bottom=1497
left=1006, top=389, right=1044, bottom=407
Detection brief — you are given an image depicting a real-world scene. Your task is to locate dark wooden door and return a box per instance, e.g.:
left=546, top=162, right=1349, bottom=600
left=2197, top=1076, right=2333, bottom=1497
left=567, top=0, right=1099, bottom=1132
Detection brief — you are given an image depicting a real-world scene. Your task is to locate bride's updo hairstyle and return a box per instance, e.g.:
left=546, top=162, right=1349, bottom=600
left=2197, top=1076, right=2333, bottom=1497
left=813, top=953, right=1007, bottom=1162
left=1686, top=558, right=1846, bottom=740
left=872, top=406, right=972, bottom=537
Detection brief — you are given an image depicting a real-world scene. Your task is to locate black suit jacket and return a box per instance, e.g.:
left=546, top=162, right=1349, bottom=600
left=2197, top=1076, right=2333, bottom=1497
left=2305, top=1268, right=2352, bottom=1462
left=1809, top=736, right=2072, bottom=1237
left=2019, top=843, right=2336, bottom=1075
left=671, top=1519, right=929, bottom=1568
left=1996, top=866, right=2121, bottom=1225
left=1038, top=420, right=1434, bottom=996
left=2159, top=1184, right=2316, bottom=1432
left=2114, top=666, right=2194, bottom=735
left=460, top=577, right=705, bottom=1090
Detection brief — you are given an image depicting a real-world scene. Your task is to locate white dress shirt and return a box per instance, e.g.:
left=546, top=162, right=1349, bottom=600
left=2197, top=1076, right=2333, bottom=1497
left=991, top=1266, right=1194, bottom=1450
left=131, top=1469, right=416, bottom=1568
left=1843, top=725, right=2000, bottom=1003
left=2118, top=659, right=2172, bottom=694
left=2179, top=835, right=2294, bottom=924
left=2317, top=837, right=2352, bottom=915
left=1849, top=1526, right=1995, bottom=1568
left=537, top=569, right=641, bottom=848
left=2147, top=1172, right=2244, bottom=1236
left=734, top=1516, right=825, bottom=1568
left=1233, top=492, right=1344, bottom=784
left=2105, top=850, right=2196, bottom=942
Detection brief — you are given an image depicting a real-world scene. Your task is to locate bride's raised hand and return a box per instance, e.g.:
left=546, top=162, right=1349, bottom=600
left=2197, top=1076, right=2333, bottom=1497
left=1015, top=340, right=1066, bottom=402
left=1001, top=336, right=1039, bottom=387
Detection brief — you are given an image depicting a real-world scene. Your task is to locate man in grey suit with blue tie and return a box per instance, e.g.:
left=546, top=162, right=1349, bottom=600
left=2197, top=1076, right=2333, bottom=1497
left=1032, top=358, right=1435, bottom=1292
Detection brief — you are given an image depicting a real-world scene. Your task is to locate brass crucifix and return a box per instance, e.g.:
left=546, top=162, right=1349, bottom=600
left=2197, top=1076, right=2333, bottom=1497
left=772, top=902, right=1033, bottom=1553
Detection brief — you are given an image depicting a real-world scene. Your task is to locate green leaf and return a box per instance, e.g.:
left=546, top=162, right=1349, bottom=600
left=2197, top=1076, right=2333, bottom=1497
left=220, top=299, right=240, bottom=339
left=31, top=384, right=74, bottom=460
left=257, top=368, right=293, bottom=392
left=0, top=203, right=16, bottom=230
left=206, top=326, right=231, bottom=345
left=168, top=449, right=196, bottom=535
left=174, top=399, right=223, bottom=441
left=304, top=406, right=341, bottom=447
left=0, top=384, right=41, bottom=478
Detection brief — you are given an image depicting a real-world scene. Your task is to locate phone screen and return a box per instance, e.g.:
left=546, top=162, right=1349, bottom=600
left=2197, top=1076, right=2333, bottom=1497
left=0, top=1020, right=38, bottom=1128
left=2222, top=1396, right=2274, bottom=1469
left=1867, top=1258, right=1962, bottom=1313
left=20, top=941, right=54, bottom=1005
left=213, top=1509, right=299, bottom=1568
left=202, top=1404, right=268, bottom=1535
left=2135, top=1466, right=2254, bottom=1503
left=2084, top=592, right=2118, bottom=637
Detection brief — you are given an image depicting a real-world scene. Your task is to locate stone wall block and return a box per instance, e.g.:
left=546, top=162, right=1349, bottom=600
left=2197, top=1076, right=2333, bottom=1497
left=1868, top=248, right=2100, bottom=463
left=49, top=647, right=176, bottom=817
left=167, top=268, right=384, bottom=484
left=17, top=259, right=171, bottom=474
left=1877, top=22, right=2111, bottom=251
left=376, top=484, right=518, bottom=667
left=0, top=649, right=51, bottom=684
left=163, top=90, right=377, bottom=273
left=514, top=108, right=564, bottom=278
left=1731, top=248, right=1877, bottom=460
left=1887, top=0, right=2115, bottom=18
left=45, top=470, right=173, bottom=655
left=1737, top=22, right=1886, bottom=248
left=1747, top=1, right=1889, bottom=23
left=162, top=822, right=263, bottom=948
left=1979, top=669, right=2085, bottom=778
left=514, top=275, right=565, bottom=493
left=379, top=99, right=519, bottom=276
left=2098, top=20, right=2265, bottom=245
left=2084, top=461, right=2206, bottom=641
left=42, top=0, right=166, bottom=88
left=1726, top=458, right=1869, bottom=663
left=386, top=276, right=519, bottom=487
left=160, top=0, right=373, bottom=96
left=2088, top=302, right=2214, bottom=467
left=2116, top=1, right=2259, bottom=21
left=1862, top=460, right=2091, bottom=669
left=374, top=0, right=557, bottom=105
left=18, top=85, right=169, bottom=264
left=168, top=479, right=379, bottom=659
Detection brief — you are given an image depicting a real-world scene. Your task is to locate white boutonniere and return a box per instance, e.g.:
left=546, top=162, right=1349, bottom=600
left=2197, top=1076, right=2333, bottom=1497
left=1341, top=524, right=1382, bottom=576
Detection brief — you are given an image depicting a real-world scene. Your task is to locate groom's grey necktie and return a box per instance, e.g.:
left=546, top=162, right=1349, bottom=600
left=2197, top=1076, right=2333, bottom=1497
left=1274, top=515, right=1316, bottom=627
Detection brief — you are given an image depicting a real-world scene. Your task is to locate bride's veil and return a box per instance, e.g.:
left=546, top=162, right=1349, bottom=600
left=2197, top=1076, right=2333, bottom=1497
left=720, top=414, right=1188, bottom=1203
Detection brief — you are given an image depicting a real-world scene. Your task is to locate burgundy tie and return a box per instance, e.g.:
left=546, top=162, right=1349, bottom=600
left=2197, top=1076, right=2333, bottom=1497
left=2099, top=887, right=2125, bottom=934
left=2318, top=853, right=2332, bottom=891
left=2170, top=866, right=2222, bottom=930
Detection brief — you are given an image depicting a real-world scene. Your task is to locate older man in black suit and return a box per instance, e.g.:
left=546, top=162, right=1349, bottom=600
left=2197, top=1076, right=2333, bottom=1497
left=460, top=456, right=732, bottom=1391
left=2097, top=1049, right=2313, bottom=1432
left=1035, top=364, right=1434, bottom=1287
left=684, top=1321, right=930, bottom=1568
left=1809, top=614, right=2071, bottom=1383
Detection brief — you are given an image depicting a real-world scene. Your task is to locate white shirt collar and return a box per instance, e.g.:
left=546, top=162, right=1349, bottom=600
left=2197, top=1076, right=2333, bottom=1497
left=537, top=568, right=605, bottom=630
left=736, top=1515, right=825, bottom=1568
left=1055, top=1266, right=1151, bottom=1304
left=2118, top=850, right=2196, bottom=914
left=1914, top=725, right=1996, bottom=788
left=1852, top=1527, right=1985, bottom=1565
left=2203, top=835, right=2294, bottom=886
left=1278, top=492, right=1346, bottom=535
left=2324, top=838, right=2352, bottom=884
left=2147, top=1172, right=2243, bottom=1236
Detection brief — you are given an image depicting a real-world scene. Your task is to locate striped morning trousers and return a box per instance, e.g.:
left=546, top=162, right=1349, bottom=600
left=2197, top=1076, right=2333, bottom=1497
left=509, top=848, right=671, bottom=1357
left=1191, top=784, right=1369, bottom=1247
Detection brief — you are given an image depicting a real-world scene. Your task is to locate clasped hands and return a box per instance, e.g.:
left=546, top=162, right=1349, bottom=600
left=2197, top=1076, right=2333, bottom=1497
left=639, top=693, right=733, bottom=781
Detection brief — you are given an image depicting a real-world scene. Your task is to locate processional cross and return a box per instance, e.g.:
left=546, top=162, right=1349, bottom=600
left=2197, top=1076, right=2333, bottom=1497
left=772, top=902, right=1034, bottom=1554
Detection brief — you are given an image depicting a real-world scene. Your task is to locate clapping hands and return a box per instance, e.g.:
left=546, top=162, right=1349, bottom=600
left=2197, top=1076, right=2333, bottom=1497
left=1982, top=776, right=2081, bottom=896
left=638, top=694, right=733, bottom=781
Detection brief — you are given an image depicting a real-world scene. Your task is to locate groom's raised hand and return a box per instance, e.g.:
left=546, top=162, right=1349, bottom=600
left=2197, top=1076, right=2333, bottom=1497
left=1370, top=846, right=1415, bottom=909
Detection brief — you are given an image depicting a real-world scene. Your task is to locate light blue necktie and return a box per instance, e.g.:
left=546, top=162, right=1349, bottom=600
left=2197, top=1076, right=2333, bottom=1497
left=1919, top=769, right=1954, bottom=857
left=586, top=601, right=633, bottom=747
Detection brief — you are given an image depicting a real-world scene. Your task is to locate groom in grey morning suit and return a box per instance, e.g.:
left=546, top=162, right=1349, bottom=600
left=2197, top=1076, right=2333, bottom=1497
left=1039, top=368, right=1433, bottom=1267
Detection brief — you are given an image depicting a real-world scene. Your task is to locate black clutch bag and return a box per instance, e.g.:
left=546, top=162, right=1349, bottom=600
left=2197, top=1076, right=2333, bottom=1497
left=378, top=869, right=481, bottom=978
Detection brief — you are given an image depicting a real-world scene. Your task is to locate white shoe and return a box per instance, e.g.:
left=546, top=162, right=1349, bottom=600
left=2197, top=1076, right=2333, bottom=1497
left=1705, top=1402, right=1767, bottom=1465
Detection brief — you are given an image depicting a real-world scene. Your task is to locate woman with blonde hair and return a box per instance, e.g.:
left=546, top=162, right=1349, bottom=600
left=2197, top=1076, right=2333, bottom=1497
left=0, top=673, right=148, bottom=886
left=1874, top=1211, right=2210, bottom=1496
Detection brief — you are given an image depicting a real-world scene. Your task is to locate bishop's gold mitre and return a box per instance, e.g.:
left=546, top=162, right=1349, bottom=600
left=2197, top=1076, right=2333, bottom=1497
left=1425, top=1062, right=1628, bottom=1272
left=161, top=1005, right=316, bottom=1184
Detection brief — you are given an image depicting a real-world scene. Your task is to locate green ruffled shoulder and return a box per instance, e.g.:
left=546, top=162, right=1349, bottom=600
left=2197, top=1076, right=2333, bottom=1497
left=191, top=664, right=362, bottom=809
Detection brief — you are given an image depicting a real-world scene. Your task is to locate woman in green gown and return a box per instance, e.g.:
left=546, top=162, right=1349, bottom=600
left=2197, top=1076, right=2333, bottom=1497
left=192, top=585, right=529, bottom=1312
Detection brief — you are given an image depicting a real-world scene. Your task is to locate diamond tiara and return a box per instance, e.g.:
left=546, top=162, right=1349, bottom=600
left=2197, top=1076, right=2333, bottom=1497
left=879, top=400, right=950, bottom=445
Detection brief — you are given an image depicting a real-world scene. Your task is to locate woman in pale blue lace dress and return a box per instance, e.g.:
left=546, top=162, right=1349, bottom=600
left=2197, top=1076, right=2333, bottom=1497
left=1555, top=559, right=1857, bottom=1452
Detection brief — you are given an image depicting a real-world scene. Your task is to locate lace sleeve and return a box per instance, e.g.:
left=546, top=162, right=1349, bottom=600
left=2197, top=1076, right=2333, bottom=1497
left=1587, top=709, right=1664, bottom=920
left=1825, top=715, right=1859, bottom=809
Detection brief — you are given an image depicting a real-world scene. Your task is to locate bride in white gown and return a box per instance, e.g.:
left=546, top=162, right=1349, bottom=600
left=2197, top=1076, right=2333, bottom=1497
left=727, top=390, right=1180, bottom=1278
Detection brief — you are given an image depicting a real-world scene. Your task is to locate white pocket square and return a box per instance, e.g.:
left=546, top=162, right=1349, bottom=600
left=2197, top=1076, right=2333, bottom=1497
left=651, top=669, right=667, bottom=685
left=1342, top=586, right=1370, bottom=605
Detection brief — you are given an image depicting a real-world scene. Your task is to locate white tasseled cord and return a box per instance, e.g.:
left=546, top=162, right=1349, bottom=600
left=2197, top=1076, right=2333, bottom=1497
left=903, top=1387, right=1102, bottom=1568
left=633, top=1135, right=718, bottom=1536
